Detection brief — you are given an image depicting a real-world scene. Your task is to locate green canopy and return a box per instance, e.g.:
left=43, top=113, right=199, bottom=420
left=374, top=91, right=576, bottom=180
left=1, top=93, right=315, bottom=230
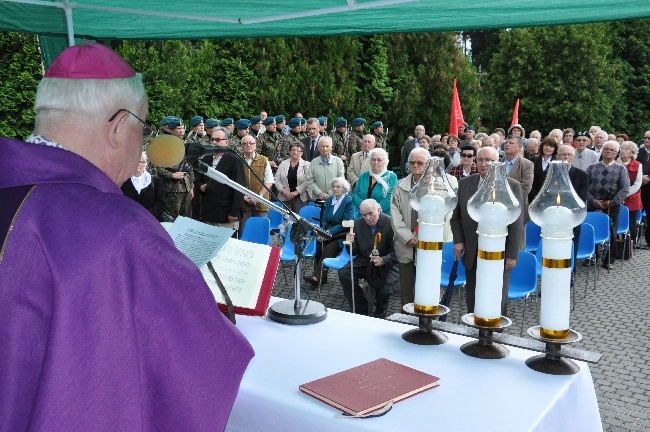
left=2, top=0, right=650, bottom=43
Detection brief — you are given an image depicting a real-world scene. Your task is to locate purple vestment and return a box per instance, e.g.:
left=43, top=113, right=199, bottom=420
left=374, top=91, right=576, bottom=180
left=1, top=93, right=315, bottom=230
left=0, top=138, right=254, bottom=431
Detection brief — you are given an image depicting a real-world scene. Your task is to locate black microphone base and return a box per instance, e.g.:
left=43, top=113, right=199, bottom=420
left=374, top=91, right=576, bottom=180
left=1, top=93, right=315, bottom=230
left=267, top=299, right=327, bottom=325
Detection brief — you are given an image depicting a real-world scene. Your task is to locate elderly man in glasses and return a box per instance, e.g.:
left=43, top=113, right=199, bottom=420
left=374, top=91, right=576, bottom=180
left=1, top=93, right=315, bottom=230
left=0, top=43, right=253, bottom=431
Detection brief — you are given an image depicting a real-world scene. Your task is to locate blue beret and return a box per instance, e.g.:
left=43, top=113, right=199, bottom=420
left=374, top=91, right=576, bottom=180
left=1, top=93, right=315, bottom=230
left=334, top=117, right=347, bottom=128
left=160, top=115, right=175, bottom=125
left=467, top=125, right=475, bottom=131
left=235, top=119, right=251, bottom=130
left=262, top=117, right=275, bottom=126
left=190, top=116, right=204, bottom=127
left=275, top=115, right=285, bottom=123
left=167, top=117, right=184, bottom=129
left=205, top=118, right=219, bottom=128
left=370, top=121, right=383, bottom=129
left=352, top=118, right=366, bottom=126
left=288, top=118, right=301, bottom=128
left=250, top=115, right=262, bottom=124
left=318, top=116, right=327, bottom=126
left=221, top=118, right=234, bottom=126
left=299, top=118, right=306, bottom=125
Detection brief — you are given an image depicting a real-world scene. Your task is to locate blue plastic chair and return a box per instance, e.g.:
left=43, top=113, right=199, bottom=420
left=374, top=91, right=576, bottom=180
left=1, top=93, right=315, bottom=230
left=298, top=205, right=322, bottom=260
left=440, top=242, right=466, bottom=321
left=524, top=222, right=541, bottom=253
left=584, top=211, right=610, bottom=278
left=507, top=251, right=538, bottom=336
left=318, top=246, right=355, bottom=300
left=576, top=223, right=596, bottom=296
left=240, top=216, right=271, bottom=245
left=268, top=202, right=284, bottom=235
left=616, top=205, right=630, bottom=266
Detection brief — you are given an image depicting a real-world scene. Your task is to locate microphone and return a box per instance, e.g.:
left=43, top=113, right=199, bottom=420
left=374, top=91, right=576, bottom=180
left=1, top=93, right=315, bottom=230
left=147, top=135, right=235, bottom=168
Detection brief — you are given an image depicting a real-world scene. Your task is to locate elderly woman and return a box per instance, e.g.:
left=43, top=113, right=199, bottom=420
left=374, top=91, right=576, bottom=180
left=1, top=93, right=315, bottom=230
left=120, top=152, right=166, bottom=221
left=447, top=134, right=461, bottom=168
left=618, top=141, right=643, bottom=246
left=303, top=177, right=355, bottom=287
left=391, top=147, right=458, bottom=306
left=529, top=135, right=558, bottom=203
left=352, top=148, right=398, bottom=215
left=418, top=135, right=432, bottom=154
left=274, top=143, right=310, bottom=213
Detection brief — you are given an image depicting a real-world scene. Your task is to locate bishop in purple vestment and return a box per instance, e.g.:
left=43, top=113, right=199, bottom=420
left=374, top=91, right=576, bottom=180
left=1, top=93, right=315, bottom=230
left=0, top=43, right=254, bottom=432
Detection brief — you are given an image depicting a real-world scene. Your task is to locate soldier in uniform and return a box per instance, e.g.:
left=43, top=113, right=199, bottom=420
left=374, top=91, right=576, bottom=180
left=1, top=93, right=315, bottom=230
left=229, top=119, right=250, bottom=153
left=250, top=115, right=263, bottom=140
left=299, top=117, right=308, bottom=139
left=348, top=118, right=366, bottom=155
left=283, top=118, right=304, bottom=158
left=159, top=115, right=175, bottom=135
left=186, top=116, right=209, bottom=144
left=276, top=115, right=288, bottom=136
left=330, top=117, right=349, bottom=163
left=221, top=118, right=235, bottom=135
left=318, top=116, right=329, bottom=136
left=204, top=118, right=220, bottom=139
left=155, top=118, right=194, bottom=218
left=258, top=116, right=283, bottom=171
left=370, top=121, right=386, bottom=149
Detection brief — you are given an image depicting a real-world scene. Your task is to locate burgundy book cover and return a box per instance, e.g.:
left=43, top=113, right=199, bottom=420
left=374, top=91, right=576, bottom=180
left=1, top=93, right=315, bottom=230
left=299, top=358, right=440, bottom=416
left=217, top=245, right=280, bottom=317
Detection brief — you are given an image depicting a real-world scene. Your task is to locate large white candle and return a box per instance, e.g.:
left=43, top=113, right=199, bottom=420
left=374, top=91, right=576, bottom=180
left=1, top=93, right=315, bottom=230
left=474, top=233, right=507, bottom=325
left=414, top=222, right=444, bottom=313
left=539, top=236, right=572, bottom=339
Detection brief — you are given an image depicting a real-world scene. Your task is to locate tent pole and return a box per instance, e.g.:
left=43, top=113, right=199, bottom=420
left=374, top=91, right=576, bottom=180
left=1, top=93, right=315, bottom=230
left=63, top=0, right=75, bottom=47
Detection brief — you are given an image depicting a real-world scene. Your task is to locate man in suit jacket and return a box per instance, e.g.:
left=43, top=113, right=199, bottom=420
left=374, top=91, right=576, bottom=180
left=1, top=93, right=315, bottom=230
left=399, top=125, right=426, bottom=178
left=300, top=118, right=322, bottom=161
left=450, top=147, right=524, bottom=316
left=347, top=134, right=375, bottom=187
left=557, top=144, right=589, bottom=256
left=503, top=135, right=534, bottom=224
left=201, top=127, right=246, bottom=230
left=338, top=199, right=399, bottom=318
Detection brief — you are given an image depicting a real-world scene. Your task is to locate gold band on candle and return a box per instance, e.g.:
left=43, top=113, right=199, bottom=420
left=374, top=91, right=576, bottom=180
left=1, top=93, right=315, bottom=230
left=473, top=316, right=501, bottom=327
left=542, top=258, right=572, bottom=269
left=477, top=250, right=505, bottom=260
left=418, top=241, right=443, bottom=251
left=540, top=327, right=570, bottom=339
left=414, top=304, right=440, bottom=314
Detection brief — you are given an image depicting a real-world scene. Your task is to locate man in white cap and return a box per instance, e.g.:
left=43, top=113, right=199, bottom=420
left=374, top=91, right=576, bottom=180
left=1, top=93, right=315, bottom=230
left=0, top=43, right=253, bottom=431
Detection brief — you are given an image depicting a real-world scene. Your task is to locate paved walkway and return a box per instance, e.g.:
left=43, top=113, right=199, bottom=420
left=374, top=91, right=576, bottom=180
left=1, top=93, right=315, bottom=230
left=271, top=236, right=650, bottom=431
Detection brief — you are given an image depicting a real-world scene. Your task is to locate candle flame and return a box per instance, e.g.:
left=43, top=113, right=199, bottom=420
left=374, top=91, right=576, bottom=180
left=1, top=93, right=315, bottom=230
left=492, top=189, right=496, bottom=202
left=556, top=193, right=561, bottom=205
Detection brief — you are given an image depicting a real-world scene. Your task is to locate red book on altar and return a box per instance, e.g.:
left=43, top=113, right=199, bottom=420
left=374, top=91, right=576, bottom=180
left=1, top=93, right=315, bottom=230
left=299, top=358, right=440, bottom=416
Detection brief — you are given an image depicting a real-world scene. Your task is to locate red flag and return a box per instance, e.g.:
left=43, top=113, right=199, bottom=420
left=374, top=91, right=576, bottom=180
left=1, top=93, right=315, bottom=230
left=449, top=79, right=464, bottom=136
left=510, top=98, right=520, bottom=127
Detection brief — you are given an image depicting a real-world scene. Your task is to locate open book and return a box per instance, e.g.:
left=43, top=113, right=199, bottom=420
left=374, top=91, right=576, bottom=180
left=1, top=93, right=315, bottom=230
left=165, top=217, right=280, bottom=316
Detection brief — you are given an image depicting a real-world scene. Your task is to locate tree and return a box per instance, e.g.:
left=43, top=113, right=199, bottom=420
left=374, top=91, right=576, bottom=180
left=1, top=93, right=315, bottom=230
left=480, top=25, right=624, bottom=135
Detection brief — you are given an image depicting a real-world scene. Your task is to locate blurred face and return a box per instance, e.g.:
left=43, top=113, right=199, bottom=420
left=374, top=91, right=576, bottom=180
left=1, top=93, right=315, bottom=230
left=362, top=135, right=376, bottom=152
left=251, top=122, right=261, bottom=132
left=563, top=132, right=573, bottom=144
left=170, top=125, right=184, bottom=138
left=556, top=146, right=575, bottom=166
left=241, top=136, right=256, bottom=156
left=482, top=138, right=494, bottom=148
left=510, top=128, right=522, bottom=137
left=575, top=135, right=590, bottom=150
left=135, top=155, right=147, bottom=176
left=527, top=144, right=539, bottom=156
left=465, top=129, right=475, bottom=139
left=644, top=133, right=650, bottom=148
left=319, top=140, right=332, bottom=158
left=331, top=181, right=345, bottom=198
left=414, top=126, right=425, bottom=138
left=370, top=152, right=385, bottom=174
left=409, top=151, right=427, bottom=179
left=619, top=145, right=633, bottom=161
left=476, top=147, right=498, bottom=177
left=504, top=137, right=520, bottom=158
left=418, top=138, right=430, bottom=149
left=337, top=126, right=347, bottom=133
left=307, top=123, right=319, bottom=138
left=374, top=125, right=384, bottom=135
left=441, top=135, right=448, bottom=145
left=260, top=112, right=267, bottom=120
left=601, top=143, right=618, bottom=162
left=432, top=136, right=441, bottom=145
left=448, top=137, right=458, bottom=151
left=542, top=141, right=555, bottom=156
left=237, top=127, right=249, bottom=138
left=355, top=124, right=365, bottom=132
left=210, top=130, right=229, bottom=147
left=359, top=203, right=380, bottom=227
left=193, top=123, right=204, bottom=134
left=300, top=123, right=307, bottom=132
left=225, top=123, right=234, bottom=132
left=616, top=136, right=625, bottom=144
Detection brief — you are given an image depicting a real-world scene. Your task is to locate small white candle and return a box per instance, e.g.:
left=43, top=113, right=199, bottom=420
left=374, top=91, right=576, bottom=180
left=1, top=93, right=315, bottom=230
left=474, top=233, right=507, bottom=323
left=540, top=237, right=572, bottom=337
left=414, top=222, right=444, bottom=313
left=418, top=194, right=447, bottom=224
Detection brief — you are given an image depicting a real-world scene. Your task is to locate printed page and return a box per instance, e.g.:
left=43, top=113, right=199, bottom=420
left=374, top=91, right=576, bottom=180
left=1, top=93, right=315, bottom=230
left=201, top=238, right=271, bottom=309
left=168, top=216, right=235, bottom=267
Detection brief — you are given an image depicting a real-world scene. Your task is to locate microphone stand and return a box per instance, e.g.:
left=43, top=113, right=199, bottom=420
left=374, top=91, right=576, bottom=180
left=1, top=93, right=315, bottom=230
left=195, top=161, right=328, bottom=325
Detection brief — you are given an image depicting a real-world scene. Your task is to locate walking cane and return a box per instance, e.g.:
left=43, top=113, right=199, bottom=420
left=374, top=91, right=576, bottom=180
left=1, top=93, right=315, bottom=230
left=342, top=220, right=356, bottom=314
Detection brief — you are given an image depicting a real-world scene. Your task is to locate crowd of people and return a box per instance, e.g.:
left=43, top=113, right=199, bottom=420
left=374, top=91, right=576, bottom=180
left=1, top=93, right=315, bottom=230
left=130, top=111, right=649, bottom=317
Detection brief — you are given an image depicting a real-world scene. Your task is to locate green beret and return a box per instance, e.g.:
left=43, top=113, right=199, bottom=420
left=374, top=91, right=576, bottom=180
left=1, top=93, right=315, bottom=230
left=205, top=118, right=219, bottom=128
left=299, top=118, right=306, bottom=125
left=168, top=118, right=184, bottom=129
left=275, top=115, right=285, bottom=123
left=250, top=115, right=262, bottom=124
left=352, top=118, right=366, bottom=126
left=288, top=118, right=301, bottom=128
left=221, top=118, right=234, bottom=126
left=160, top=115, right=175, bottom=126
left=334, top=117, right=347, bottom=128
left=235, top=119, right=251, bottom=129
left=262, top=117, right=275, bottom=126
left=370, top=121, right=383, bottom=130
left=318, top=116, right=327, bottom=126
left=190, top=116, right=204, bottom=127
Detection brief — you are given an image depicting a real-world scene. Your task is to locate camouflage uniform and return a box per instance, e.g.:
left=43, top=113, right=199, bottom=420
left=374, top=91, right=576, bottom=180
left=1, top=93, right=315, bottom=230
left=283, top=132, right=303, bottom=159
left=229, top=134, right=244, bottom=153
left=185, top=133, right=209, bottom=220
left=155, top=158, right=195, bottom=219
left=330, top=130, right=347, bottom=159
left=258, top=130, right=283, bottom=167
left=373, top=133, right=387, bottom=149
left=186, top=131, right=210, bottom=145
left=347, top=130, right=364, bottom=155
